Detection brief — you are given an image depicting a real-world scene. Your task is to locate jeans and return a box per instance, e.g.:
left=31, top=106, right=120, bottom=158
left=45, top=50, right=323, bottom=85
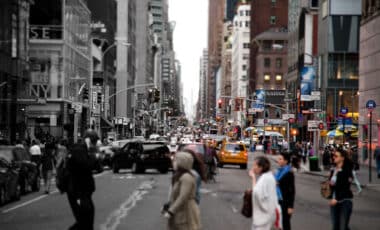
left=330, top=200, right=352, bottom=230
left=67, top=193, right=94, bottom=230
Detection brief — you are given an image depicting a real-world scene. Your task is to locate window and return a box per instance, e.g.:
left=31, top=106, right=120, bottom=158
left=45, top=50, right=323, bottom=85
left=240, top=10, right=244, bottom=16
left=245, top=21, right=250, bottom=27
left=240, top=21, right=242, bottom=27
left=246, top=10, right=250, bottom=16
left=235, top=21, right=238, bottom=26
left=264, top=58, right=271, bottom=68
left=270, top=16, right=277, bottom=25
left=271, top=0, right=276, bottom=7
left=264, top=74, right=271, bottom=81
left=243, top=43, right=250, bottom=49
left=275, top=74, right=282, bottom=81
left=242, top=65, right=247, bottom=70
left=275, top=58, right=282, bottom=68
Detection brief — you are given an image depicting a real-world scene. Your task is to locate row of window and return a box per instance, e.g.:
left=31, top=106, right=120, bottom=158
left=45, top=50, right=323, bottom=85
left=263, top=74, right=283, bottom=82
left=239, top=10, right=251, bottom=17
left=264, top=58, right=282, bottom=68
left=234, top=20, right=250, bottom=28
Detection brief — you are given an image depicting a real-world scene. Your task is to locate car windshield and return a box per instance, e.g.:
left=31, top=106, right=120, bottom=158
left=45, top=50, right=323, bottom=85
left=225, top=144, right=245, bottom=152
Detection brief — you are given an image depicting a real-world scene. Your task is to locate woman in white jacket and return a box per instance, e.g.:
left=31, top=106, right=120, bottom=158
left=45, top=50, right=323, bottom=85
left=249, top=156, right=278, bottom=230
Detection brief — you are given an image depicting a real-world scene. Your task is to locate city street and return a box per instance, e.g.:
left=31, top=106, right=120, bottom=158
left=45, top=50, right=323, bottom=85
left=1, top=152, right=379, bottom=230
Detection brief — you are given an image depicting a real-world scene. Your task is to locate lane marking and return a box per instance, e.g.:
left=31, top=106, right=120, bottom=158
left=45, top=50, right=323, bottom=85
left=99, top=180, right=155, bottom=230
left=1, top=171, right=109, bottom=214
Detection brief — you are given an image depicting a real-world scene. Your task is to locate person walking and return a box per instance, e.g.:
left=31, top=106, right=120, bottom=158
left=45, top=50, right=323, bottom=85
left=328, top=147, right=354, bottom=230
left=41, top=138, right=56, bottom=194
left=275, top=152, right=295, bottom=230
left=162, top=151, right=201, bottom=230
left=30, top=139, right=42, bottom=168
left=249, top=156, right=278, bottom=230
left=66, top=129, right=98, bottom=230
left=375, top=145, right=380, bottom=179
left=56, top=139, right=68, bottom=168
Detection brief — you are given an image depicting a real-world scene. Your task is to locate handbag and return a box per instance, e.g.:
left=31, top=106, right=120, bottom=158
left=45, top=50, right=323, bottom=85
left=320, top=180, right=332, bottom=199
left=274, top=203, right=283, bottom=230
left=241, top=189, right=252, bottom=218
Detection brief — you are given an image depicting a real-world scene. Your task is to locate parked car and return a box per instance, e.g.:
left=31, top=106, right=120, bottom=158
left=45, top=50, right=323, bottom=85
left=112, top=141, right=171, bottom=174
left=0, top=158, right=21, bottom=205
left=217, top=142, right=248, bottom=169
left=0, top=146, right=40, bottom=194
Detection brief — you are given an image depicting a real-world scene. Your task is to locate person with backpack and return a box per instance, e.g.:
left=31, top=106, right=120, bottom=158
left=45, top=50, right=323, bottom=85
left=66, top=129, right=98, bottom=230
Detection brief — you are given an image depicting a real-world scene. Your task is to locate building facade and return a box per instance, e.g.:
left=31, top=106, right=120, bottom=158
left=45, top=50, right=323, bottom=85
left=231, top=3, right=251, bottom=126
left=207, top=0, right=225, bottom=119
left=0, top=0, right=32, bottom=143
left=249, top=0, right=288, bottom=94
left=24, top=0, right=91, bottom=142
left=198, top=49, right=208, bottom=120
left=359, top=0, right=380, bottom=160
left=317, top=0, right=360, bottom=138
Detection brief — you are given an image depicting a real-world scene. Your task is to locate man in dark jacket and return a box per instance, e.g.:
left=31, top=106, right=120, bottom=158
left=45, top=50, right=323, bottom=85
left=66, top=129, right=98, bottom=230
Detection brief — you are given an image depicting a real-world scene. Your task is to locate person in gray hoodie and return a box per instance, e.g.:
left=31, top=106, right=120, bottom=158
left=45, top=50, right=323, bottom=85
left=162, top=151, right=201, bottom=230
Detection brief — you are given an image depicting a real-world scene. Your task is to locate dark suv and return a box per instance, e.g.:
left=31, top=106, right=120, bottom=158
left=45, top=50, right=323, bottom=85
left=112, top=141, right=171, bottom=174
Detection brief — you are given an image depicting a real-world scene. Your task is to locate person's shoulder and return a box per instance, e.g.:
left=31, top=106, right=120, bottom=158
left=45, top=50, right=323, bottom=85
left=181, top=172, right=195, bottom=183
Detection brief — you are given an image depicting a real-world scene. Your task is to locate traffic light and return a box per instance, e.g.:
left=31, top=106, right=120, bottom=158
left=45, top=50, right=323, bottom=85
left=154, top=89, right=160, bottom=103
left=218, top=99, right=222, bottom=109
left=148, top=89, right=154, bottom=103
left=83, top=88, right=89, bottom=100
left=97, top=92, right=102, bottom=104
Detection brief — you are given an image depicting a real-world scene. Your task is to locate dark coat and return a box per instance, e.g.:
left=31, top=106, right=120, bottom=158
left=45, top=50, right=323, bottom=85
left=329, top=167, right=353, bottom=201
left=278, top=171, right=295, bottom=208
left=66, top=143, right=96, bottom=197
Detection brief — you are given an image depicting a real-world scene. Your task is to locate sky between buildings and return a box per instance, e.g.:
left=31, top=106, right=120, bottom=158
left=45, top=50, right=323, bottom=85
left=169, top=0, right=208, bottom=121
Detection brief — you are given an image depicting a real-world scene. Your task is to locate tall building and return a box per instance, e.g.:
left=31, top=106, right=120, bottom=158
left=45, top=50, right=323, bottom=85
left=115, top=0, right=136, bottom=136
left=249, top=0, right=288, bottom=93
left=87, top=0, right=118, bottom=138
left=198, top=49, right=208, bottom=120
left=25, top=0, right=91, bottom=142
left=231, top=3, right=251, bottom=126
left=317, top=0, right=360, bottom=135
left=359, top=0, right=380, bottom=158
left=219, top=22, right=233, bottom=121
left=207, top=0, right=225, bottom=119
left=0, top=0, right=32, bottom=143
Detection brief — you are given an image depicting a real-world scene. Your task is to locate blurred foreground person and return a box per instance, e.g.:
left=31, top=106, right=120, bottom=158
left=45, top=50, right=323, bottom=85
left=162, top=151, right=201, bottom=230
left=66, top=129, right=98, bottom=230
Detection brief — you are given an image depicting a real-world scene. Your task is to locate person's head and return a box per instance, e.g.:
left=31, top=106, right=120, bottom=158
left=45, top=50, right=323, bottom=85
left=333, top=147, right=349, bottom=166
left=182, top=149, right=207, bottom=181
left=253, top=156, right=271, bottom=175
left=277, top=152, right=291, bottom=167
left=173, top=151, right=194, bottom=171
left=84, top=129, right=99, bottom=147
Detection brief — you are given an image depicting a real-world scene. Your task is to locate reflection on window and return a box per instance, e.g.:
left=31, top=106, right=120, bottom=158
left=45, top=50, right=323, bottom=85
left=328, top=53, right=359, bottom=80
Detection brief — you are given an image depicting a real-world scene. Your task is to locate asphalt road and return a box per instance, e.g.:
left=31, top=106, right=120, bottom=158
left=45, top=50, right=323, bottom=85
left=0, top=152, right=379, bottom=230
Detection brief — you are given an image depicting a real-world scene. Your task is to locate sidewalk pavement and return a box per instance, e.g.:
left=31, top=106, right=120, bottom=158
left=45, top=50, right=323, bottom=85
left=254, top=150, right=380, bottom=192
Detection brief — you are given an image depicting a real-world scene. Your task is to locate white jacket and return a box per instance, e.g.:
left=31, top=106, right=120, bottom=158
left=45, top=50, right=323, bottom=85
left=252, top=171, right=278, bottom=229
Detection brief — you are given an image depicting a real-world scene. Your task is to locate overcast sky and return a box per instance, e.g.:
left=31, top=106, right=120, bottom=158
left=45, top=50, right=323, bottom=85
left=168, top=0, right=208, bottom=121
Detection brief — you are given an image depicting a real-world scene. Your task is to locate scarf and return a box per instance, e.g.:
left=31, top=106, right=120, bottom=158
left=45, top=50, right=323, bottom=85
left=275, top=165, right=292, bottom=201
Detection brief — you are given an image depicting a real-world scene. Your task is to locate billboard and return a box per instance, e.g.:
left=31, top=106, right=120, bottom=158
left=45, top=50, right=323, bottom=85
left=252, top=89, right=265, bottom=112
left=300, top=66, right=316, bottom=101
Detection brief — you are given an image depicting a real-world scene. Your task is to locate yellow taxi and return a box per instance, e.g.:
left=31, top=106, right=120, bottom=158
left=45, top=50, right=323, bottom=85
left=217, top=142, right=248, bottom=169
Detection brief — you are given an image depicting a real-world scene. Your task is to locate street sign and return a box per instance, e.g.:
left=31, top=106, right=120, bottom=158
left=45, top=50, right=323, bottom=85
left=340, top=107, right=348, bottom=115
left=307, top=120, right=320, bottom=131
left=72, top=102, right=82, bottom=113
left=310, top=91, right=321, bottom=101
left=366, top=100, right=376, bottom=110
